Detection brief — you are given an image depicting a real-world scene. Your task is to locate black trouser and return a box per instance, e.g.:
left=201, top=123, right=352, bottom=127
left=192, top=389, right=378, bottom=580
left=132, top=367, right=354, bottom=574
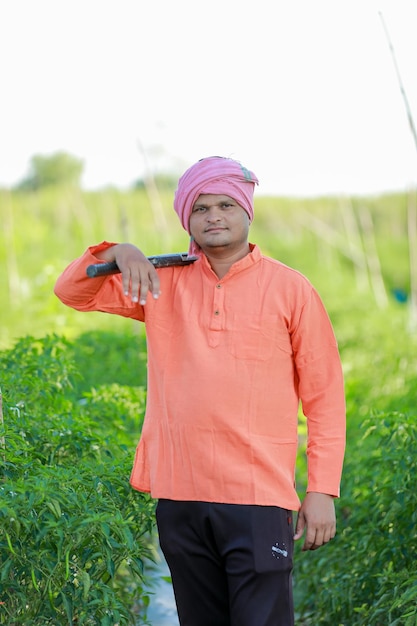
left=156, top=500, right=294, bottom=626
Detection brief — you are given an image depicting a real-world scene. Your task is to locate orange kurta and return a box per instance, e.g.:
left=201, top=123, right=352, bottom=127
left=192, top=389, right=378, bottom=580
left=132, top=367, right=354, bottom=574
left=54, top=242, right=345, bottom=511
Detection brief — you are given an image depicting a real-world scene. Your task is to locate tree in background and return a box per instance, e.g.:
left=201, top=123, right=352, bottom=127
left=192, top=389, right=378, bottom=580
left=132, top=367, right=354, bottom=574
left=16, top=151, right=84, bottom=190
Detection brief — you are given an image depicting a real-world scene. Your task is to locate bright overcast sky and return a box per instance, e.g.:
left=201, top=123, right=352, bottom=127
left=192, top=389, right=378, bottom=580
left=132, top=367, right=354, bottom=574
left=1, top=0, right=417, bottom=196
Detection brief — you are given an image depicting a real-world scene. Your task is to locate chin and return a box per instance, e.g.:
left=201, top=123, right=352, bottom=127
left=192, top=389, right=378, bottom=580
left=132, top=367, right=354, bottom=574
left=205, top=241, right=230, bottom=250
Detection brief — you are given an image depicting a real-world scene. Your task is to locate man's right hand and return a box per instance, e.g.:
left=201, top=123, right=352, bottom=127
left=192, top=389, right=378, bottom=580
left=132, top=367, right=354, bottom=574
left=96, top=243, right=161, bottom=304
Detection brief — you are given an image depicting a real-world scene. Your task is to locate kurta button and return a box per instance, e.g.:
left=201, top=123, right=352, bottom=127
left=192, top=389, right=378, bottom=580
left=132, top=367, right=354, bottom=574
left=214, top=310, right=220, bottom=315
left=216, top=284, right=222, bottom=289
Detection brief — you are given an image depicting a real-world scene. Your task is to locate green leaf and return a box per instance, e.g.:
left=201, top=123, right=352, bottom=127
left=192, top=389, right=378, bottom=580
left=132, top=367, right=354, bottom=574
left=80, top=570, right=91, bottom=602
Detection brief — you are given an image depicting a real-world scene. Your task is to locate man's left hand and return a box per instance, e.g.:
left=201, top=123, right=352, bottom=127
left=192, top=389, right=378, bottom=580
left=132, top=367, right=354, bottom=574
left=294, top=492, right=336, bottom=551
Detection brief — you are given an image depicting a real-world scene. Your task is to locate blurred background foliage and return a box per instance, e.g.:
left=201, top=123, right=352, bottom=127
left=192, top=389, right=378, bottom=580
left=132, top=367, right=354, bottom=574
left=1, top=155, right=415, bottom=348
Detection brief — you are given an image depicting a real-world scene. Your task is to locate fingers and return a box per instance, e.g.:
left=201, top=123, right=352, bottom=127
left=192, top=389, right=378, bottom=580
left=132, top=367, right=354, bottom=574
left=112, top=244, right=161, bottom=304
left=293, top=511, right=305, bottom=542
left=121, top=263, right=161, bottom=304
left=137, top=271, right=160, bottom=305
left=301, top=521, right=336, bottom=551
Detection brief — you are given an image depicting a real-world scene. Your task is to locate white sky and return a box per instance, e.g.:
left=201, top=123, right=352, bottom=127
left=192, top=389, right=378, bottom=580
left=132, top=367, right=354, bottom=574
left=1, top=0, right=417, bottom=196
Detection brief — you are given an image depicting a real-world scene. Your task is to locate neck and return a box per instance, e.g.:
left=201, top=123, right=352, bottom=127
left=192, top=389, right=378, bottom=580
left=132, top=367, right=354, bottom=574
left=203, top=243, right=251, bottom=279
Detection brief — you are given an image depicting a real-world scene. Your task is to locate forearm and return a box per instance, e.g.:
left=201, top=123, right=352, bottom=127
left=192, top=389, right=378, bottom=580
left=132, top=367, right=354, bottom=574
left=54, top=241, right=119, bottom=310
left=54, top=240, right=160, bottom=314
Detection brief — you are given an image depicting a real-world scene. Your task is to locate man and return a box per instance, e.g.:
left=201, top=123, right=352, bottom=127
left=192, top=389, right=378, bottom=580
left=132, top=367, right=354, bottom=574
left=55, top=156, right=346, bottom=626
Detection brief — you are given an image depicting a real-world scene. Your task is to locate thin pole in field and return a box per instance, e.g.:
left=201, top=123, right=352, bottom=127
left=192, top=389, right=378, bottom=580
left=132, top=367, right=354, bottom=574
left=357, top=205, right=388, bottom=309
left=407, top=189, right=417, bottom=331
left=378, top=12, right=417, bottom=154
left=379, top=11, right=417, bottom=326
left=136, top=138, right=170, bottom=249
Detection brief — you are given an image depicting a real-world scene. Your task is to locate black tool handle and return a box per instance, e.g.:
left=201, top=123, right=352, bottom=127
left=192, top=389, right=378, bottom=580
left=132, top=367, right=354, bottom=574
left=86, top=253, right=197, bottom=277
left=86, top=261, right=120, bottom=277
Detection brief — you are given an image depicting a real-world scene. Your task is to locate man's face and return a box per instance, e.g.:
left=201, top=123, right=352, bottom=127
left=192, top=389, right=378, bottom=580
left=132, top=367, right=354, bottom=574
left=189, top=194, right=250, bottom=253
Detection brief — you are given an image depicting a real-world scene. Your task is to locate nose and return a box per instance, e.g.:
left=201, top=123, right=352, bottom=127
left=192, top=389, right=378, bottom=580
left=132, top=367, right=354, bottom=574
left=206, top=207, right=222, bottom=222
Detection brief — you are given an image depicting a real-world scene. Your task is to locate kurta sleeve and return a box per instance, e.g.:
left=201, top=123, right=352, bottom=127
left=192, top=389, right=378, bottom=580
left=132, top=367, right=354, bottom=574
left=54, top=241, right=144, bottom=321
left=291, top=288, right=346, bottom=497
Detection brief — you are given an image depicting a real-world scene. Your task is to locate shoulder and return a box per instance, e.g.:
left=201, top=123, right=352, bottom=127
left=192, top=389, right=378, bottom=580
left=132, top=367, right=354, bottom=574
left=260, top=253, right=313, bottom=289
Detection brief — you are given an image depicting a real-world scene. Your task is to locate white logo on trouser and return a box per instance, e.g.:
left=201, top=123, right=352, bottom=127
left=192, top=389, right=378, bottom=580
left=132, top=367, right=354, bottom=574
left=271, top=543, right=288, bottom=558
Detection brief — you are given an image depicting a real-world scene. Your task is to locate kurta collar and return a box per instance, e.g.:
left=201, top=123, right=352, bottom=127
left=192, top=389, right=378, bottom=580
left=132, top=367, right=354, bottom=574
left=199, top=243, right=261, bottom=281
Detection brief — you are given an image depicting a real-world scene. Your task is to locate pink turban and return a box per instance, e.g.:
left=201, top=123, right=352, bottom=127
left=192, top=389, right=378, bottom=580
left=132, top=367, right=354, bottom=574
left=173, top=156, right=259, bottom=255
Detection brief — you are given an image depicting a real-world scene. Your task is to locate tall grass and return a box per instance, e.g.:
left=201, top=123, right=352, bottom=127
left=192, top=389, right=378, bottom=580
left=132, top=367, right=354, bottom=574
left=0, top=185, right=413, bottom=347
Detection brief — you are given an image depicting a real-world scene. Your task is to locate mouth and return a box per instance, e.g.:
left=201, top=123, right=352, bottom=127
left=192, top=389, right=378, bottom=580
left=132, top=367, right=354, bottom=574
left=204, top=227, right=227, bottom=233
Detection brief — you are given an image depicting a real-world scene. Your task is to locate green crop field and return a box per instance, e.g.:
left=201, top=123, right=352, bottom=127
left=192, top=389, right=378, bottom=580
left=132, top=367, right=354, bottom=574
left=1, top=185, right=416, bottom=624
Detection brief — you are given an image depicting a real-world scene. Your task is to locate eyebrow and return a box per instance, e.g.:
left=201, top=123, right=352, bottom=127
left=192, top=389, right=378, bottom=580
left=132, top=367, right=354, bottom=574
left=194, top=196, right=235, bottom=208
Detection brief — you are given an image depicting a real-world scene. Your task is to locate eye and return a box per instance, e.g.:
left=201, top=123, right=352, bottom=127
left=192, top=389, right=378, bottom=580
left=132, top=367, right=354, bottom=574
left=192, top=205, right=207, bottom=213
left=221, top=202, right=233, bottom=209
